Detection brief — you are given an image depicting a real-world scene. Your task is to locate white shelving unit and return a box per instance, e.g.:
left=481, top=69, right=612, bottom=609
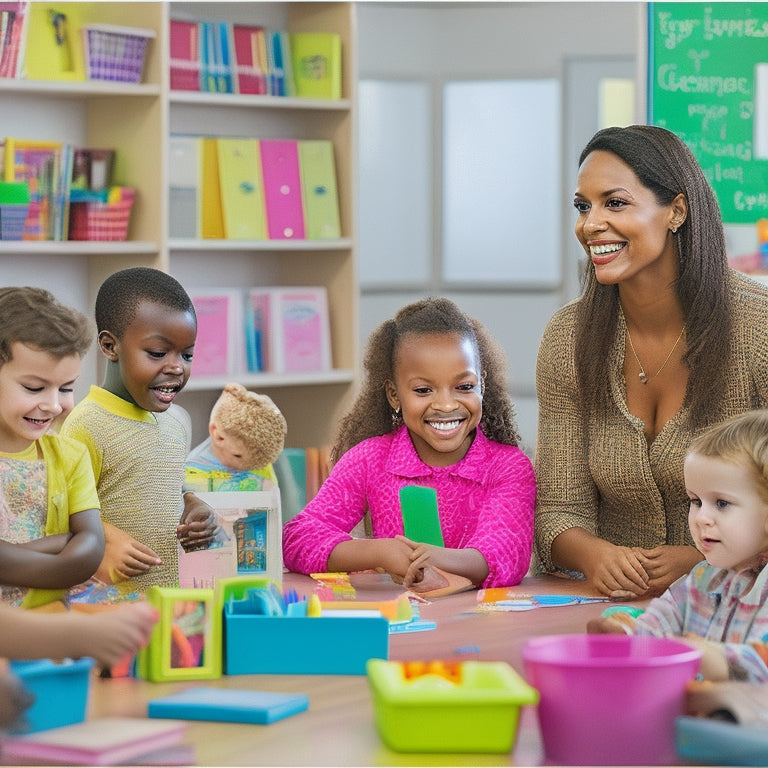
left=0, top=1, right=358, bottom=448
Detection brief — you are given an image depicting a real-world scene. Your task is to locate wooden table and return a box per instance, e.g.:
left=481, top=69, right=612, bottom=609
left=77, top=572, right=645, bottom=766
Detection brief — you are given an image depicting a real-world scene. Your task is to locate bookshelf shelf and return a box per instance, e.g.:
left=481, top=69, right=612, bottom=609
left=169, top=238, right=353, bottom=252
left=0, top=80, right=161, bottom=97
left=0, top=241, right=159, bottom=256
left=184, top=369, right=355, bottom=392
left=169, top=91, right=351, bottom=111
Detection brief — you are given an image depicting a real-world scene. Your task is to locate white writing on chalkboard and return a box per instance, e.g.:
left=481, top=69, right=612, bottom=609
left=657, top=65, right=749, bottom=97
left=657, top=9, right=768, bottom=50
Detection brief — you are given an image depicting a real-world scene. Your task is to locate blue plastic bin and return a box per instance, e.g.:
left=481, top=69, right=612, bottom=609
left=9, top=657, right=94, bottom=733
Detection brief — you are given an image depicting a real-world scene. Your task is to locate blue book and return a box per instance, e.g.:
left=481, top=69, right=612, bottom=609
left=148, top=687, right=309, bottom=725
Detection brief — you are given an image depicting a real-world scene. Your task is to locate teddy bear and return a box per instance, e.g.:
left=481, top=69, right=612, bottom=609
left=185, top=383, right=287, bottom=493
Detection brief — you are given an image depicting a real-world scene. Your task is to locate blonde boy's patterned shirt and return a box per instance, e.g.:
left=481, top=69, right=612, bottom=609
left=630, top=560, right=768, bottom=682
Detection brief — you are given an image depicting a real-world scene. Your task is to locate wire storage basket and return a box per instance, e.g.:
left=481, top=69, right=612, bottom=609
left=82, top=24, right=156, bottom=84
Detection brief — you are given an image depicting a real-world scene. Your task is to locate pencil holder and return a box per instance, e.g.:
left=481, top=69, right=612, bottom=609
left=0, top=181, right=30, bottom=240
left=82, top=24, right=155, bottom=84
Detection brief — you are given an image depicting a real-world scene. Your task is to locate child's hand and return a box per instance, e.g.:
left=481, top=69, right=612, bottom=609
left=97, top=522, right=161, bottom=583
left=586, top=615, right=633, bottom=634
left=396, top=537, right=440, bottom=587
left=681, top=635, right=729, bottom=681
left=0, top=659, right=35, bottom=732
left=70, top=602, right=159, bottom=668
left=177, top=493, right=218, bottom=552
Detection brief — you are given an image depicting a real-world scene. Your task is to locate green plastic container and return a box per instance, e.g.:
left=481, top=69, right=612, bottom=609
left=366, top=659, right=539, bottom=753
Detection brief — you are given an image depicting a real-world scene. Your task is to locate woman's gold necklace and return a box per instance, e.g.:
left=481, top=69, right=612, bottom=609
left=624, top=321, right=686, bottom=385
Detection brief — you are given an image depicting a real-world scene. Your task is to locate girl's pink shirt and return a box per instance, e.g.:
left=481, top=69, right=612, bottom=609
left=282, top=425, right=536, bottom=588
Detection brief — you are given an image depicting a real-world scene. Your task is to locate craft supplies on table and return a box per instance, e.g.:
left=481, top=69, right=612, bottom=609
left=218, top=576, right=389, bottom=675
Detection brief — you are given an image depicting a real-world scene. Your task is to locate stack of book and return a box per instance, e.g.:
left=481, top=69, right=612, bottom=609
left=189, top=285, right=332, bottom=378
left=0, top=1, right=28, bottom=78
left=169, top=136, right=341, bottom=242
left=1, top=138, right=116, bottom=241
left=170, top=19, right=341, bottom=99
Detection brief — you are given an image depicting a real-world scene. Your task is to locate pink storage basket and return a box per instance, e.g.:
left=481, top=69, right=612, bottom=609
left=69, top=198, right=133, bottom=241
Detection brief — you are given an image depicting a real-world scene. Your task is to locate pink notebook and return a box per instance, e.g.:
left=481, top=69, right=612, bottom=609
left=260, top=139, right=306, bottom=240
left=0, top=717, right=188, bottom=766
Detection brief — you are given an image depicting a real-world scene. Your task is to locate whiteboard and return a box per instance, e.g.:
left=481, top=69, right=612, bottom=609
left=442, top=79, right=561, bottom=285
left=358, top=80, right=432, bottom=286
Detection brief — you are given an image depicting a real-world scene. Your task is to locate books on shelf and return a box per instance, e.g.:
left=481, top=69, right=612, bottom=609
left=0, top=1, right=29, bottom=79
left=189, top=289, right=244, bottom=377
left=298, top=140, right=341, bottom=239
left=168, top=17, right=341, bottom=99
left=217, top=137, right=267, bottom=240
left=290, top=31, right=342, bottom=100
left=169, top=19, right=200, bottom=91
left=3, top=137, right=66, bottom=240
left=231, top=23, right=268, bottom=95
left=186, top=285, right=332, bottom=378
left=2, top=137, right=128, bottom=241
left=260, top=139, right=305, bottom=240
left=168, top=135, right=341, bottom=242
left=248, top=286, right=331, bottom=374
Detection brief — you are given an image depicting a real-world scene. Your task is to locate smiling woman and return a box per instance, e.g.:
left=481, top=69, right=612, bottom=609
left=533, top=124, right=768, bottom=600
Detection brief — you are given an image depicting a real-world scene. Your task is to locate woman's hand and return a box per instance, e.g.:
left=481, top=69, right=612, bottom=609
left=96, top=522, right=161, bottom=583
left=633, top=545, right=702, bottom=596
left=581, top=540, right=650, bottom=598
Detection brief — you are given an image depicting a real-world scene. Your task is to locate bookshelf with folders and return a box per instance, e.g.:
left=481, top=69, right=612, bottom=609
left=0, top=1, right=358, bottom=450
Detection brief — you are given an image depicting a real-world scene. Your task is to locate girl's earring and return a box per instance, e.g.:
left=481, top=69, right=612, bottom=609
left=391, top=408, right=402, bottom=429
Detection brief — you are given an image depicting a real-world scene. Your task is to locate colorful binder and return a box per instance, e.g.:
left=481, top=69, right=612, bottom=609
left=199, top=137, right=224, bottom=239
left=290, top=32, right=342, bottom=100
left=231, top=23, right=267, bottom=95
left=260, top=139, right=305, bottom=240
left=217, top=138, right=267, bottom=240
left=169, top=19, right=200, bottom=91
left=298, top=140, right=341, bottom=239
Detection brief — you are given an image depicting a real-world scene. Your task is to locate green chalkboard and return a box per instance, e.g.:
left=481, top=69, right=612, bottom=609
left=649, top=2, right=768, bottom=223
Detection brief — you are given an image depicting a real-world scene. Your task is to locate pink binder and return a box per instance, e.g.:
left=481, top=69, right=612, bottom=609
left=260, top=139, right=306, bottom=240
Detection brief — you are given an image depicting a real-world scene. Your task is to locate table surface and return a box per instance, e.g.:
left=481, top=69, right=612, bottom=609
left=62, top=572, right=649, bottom=767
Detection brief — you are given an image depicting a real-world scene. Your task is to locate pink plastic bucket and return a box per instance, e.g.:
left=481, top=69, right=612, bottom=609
left=522, top=634, right=701, bottom=765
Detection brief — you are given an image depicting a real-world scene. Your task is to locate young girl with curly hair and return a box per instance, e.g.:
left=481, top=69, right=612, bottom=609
left=283, top=297, right=535, bottom=589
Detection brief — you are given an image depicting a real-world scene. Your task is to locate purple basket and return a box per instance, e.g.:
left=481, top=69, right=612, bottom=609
left=82, top=24, right=156, bottom=84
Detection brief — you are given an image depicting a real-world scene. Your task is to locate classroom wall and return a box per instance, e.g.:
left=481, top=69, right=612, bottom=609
left=356, top=1, right=645, bottom=456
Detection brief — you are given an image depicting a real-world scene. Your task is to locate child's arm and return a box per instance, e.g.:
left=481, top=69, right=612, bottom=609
left=396, top=536, right=489, bottom=586
left=177, top=492, right=217, bottom=552
left=0, top=509, right=104, bottom=588
left=95, top=521, right=162, bottom=584
left=0, top=601, right=158, bottom=667
left=15, top=533, right=71, bottom=555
